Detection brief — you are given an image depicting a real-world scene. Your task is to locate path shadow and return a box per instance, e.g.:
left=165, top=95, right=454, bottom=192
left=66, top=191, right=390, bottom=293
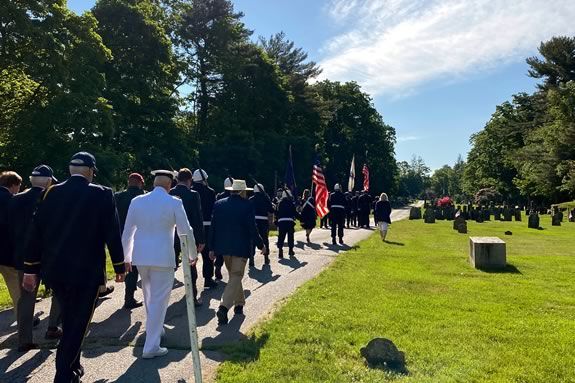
left=479, top=264, right=522, bottom=274
left=294, top=240, right=322, bottom=251
left=89, top=307, right=138, bottom=344
left=107, top=346, right=187, bottom=383
left=0, top=349, right=52, bottom=381
left=384, top=240, right=405, bottom=246
left=322, top=242, right=352, bottom=253
left=201, top=313, right=247, bottom=348
left=278, top=256, right=308, bottom=272
left=248, top=264, right=280, bottom=287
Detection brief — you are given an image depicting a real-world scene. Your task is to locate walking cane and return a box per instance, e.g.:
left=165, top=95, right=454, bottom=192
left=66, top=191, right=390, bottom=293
left=178, top=234, right=203, bottom=383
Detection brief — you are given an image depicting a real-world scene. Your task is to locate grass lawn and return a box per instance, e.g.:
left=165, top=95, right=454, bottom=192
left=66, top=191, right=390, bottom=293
left=214, top=214, right=575, bottom=383
left=0, top=258, right=117, bottom=310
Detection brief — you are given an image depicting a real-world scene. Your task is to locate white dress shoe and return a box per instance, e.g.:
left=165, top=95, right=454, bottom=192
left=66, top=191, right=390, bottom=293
left=142, top=347, right=169, bottom=359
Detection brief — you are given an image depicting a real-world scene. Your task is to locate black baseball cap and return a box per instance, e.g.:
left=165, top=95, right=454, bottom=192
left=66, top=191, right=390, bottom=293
left=69, top=152, right=97, bottom=171
left=31, top=165, right=58, bottom=183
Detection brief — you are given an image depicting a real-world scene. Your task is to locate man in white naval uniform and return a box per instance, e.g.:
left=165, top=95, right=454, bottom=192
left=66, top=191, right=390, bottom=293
left=122, top=170, right=198, bottom=359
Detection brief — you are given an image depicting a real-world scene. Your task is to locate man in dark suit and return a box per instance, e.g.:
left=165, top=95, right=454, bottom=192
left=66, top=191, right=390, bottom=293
left=22, top=152, right=126, bottom=383
left=9, top=165, right=62, bottom=351
left=209, top=179, right=265, bottom=325
left=192, top=169, right=220, bottom=284
left=328, top=184, right=348, bottom=245
left=170, top=168, right=205, bottom=306
left=115, top=173, right=146, bottom=309
left=0, top=171, right=22, bottom=322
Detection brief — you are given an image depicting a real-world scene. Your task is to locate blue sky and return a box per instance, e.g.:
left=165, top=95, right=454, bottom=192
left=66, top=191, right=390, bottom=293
left=68, top=0, right=575, bottom=170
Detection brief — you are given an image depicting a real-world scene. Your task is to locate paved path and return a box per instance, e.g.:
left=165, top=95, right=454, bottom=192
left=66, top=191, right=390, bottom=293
left=0, top=206, right=413, bottom=383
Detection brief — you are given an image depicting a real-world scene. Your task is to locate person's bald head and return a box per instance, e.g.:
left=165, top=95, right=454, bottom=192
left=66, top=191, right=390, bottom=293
left=154, top=175, right=172, bottom=191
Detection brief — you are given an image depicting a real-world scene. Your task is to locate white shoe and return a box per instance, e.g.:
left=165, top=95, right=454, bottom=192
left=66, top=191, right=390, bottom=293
left=142, top=347, right=169, bottom=359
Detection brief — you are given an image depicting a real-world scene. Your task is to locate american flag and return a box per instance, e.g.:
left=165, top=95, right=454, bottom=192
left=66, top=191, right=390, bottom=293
left=362, top=164, right=370, bottom=191
left=312, top=158, right=330, bottom=218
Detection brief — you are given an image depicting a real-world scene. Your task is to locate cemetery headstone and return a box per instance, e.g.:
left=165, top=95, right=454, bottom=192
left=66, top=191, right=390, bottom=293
left=423, top=207, right=436, bottom=224
left=454, top=216, right=467, bottom=234
left=409, top=206, right=422, bottom=220
left=469, top=237, right=506, bottom=270
left=514, top=209, right=522, bottom=222
left=502, top=206, right=512, bottom=222
left=552, top=210, right=562, bottom=226
left=528, top=212, right=540, bottom=229
left=569, top=209, right=575, bottom=222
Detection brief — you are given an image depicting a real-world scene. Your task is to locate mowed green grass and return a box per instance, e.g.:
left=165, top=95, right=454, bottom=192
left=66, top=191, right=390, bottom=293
left=215, top=214, right=575, bottom=383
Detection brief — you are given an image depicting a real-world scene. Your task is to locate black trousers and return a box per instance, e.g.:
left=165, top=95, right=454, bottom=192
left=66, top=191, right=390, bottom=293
left=52, top=283, right=99, bottom=383
left=277, top=222, right=295, bottom=250
left=201, top=225, right=219, bottom=281
left=124, top=266, right=139, bottom=302
left=253, top=220, right=270, bottom=256
left=330, top=214, right=345, bottom=240
left=176, top=250, right=198, bottom=299
left=359, top=210, right=370, bottom=228
left=346, top=211, right=353, bottom=227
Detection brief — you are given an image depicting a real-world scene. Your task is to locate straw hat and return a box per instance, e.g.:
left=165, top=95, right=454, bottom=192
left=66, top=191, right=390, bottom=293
left=225, top=179, right=253, bottom=191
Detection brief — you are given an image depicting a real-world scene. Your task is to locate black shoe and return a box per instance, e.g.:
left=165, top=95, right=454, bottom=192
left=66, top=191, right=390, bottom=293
left=278, top=249, right=284, bottom=259
left=45, top=327, right=63, bottom=340
left=332, top=239, right=337, bottom=245
left=204, top=279, right=218, bottom=289
left=234, top=305, right=244, bottom=316
left=98, top=286, right=114, bottom=298
left=32, top=317, right=40, bottom=328
left=216, top=306, right=229, bottom=325
left=249, top=258, right=255, bottom=267
left=339, top=238, right=344, bottom=245
left=264, top=255, right=270, bottom=264
left=124, top=299, right=143, bottom=310
left=215, top=268, right=223, bottom=281
left=288, top=249, right=295, bottom=257
left=17, top=343, right=38, bottom=352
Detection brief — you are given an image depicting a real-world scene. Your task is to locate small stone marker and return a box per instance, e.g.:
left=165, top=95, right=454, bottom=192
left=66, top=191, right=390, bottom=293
left=552, top=212, right=562, bottom=226
left=469, top=237, right=506, bottom=270
left=360, top=338, right=406, bottom=371
left=453, top=216, right=467, bottom=233
left=514, top=210, right=522, bottom=222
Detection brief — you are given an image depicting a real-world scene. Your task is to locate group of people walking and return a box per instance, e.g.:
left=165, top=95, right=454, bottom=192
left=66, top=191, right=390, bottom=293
left=0, top=151, right=391, bottom=383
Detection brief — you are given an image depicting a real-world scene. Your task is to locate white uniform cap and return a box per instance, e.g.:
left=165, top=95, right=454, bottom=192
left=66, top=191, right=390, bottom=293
left=334, top=183, right=341, bottom=191
left=254, top=183, right=265, bottom=193
left=192, top=169, right=208, bottom=182
left=224, top=177, right=234, bottom=188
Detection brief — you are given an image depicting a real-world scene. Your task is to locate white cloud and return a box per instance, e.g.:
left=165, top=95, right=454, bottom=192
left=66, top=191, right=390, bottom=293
left=319, top=0, right=575, bottom=96
left=397, top=135, right=421, bottom=142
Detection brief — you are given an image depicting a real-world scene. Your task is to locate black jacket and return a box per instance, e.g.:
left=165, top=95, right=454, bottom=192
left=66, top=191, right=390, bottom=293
left=192, top=182, right=216, bottom=225
left=8, top=187, right=44, bottom=270
left=328, top=191, right=347, bottom=219
left=275, top=197, right=298, bottom=226
left=249, top=192, right=275, bottom=222
left=0, top=187, right=15, bottom=267
left=358, top=193, right=372, bottom=212
left=374, top=200, right=392, bottom=224
left=170, top=184, right=205, bottom=245
left=209, top=194, right=263, bottom=258
left=24, top=175, right=125, bottom=287
left=115, top=186, right=145, bottom=232
left=216, top=190, right=231, bottom=201
left=300, top=197, right=317, bottom=229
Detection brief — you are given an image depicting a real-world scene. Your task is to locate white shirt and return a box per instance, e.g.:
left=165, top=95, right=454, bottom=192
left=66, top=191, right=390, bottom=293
left=122, top=186, right=197, bottom=268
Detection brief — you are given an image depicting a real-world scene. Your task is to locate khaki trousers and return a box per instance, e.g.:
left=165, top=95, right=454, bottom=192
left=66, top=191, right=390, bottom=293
left=221, top=256, right=247, bottom=309
left=0, top=265, right=21, bottom=319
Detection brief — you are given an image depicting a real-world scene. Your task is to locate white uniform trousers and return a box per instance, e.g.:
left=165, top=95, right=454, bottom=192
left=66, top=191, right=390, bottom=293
left=138, top=266, right=174, bottom=354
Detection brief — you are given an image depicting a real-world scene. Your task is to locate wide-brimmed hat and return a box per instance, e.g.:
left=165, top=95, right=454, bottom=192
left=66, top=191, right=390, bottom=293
left=225, top=179, right=252, bottom=191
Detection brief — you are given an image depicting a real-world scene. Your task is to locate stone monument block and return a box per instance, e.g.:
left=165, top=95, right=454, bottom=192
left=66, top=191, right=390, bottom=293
left=469, top=237, right=506, bottom=270
left=423, top=207, right=435, bottom=224
left=528, top=213, right=540, bottom=229
left=409, top=207, right=422, bottom=220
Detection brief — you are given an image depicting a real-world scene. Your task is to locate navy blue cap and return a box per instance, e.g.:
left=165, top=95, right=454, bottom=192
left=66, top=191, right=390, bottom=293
left=69, top=152, right=97, bottom=171
left=31, top=165, right=58, bottom=183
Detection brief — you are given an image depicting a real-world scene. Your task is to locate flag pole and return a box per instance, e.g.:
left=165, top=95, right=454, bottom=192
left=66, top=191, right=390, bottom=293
left=179, top=234, right=202, bottom=383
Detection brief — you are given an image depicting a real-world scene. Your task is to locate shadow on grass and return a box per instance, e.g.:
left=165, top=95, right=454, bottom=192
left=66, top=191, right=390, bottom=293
left=479, top=264, right=522, bottom=274
left=203, top=332, right=270, bottom=363
left=384, top=240, right=405, bottom=246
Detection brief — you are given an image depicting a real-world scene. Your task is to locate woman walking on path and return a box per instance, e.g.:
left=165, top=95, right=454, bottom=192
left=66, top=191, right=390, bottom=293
left=374, top=193, right=392, bottom=242
left=300, top=189, right=317, bottom=243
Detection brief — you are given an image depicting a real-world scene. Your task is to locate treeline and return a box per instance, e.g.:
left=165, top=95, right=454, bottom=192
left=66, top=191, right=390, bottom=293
left=464, top=36, right=575, bottom=204
left=0, top=0, right=397, bottom=193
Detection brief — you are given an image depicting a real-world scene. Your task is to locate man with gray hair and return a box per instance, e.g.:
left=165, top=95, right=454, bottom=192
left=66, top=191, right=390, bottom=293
left=22, top=152, right=126, bottom=382
left=9, top=165, right=62, bottom=352
left=122, top=170, right=198, bottom=359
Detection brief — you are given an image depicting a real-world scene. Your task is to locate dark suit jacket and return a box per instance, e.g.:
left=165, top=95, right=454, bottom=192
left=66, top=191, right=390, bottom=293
left=209, top=194, right=263, bottom=258
left=170, top=184, right=205, bottom=245
left=374, top=200, right=392, bottom=224
left=23, top=175, right=125, bottom=287
left=191, top=182, right=216, bottom=225
left=0, top=187, right=14, bottom=267
left=115, top=186, right=145, bottom=232
left=8, top=187, right=44, bottom=270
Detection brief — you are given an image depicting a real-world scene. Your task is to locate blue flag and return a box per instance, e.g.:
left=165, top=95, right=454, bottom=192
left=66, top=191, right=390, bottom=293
left=284, top=145, right=298, bottom=199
